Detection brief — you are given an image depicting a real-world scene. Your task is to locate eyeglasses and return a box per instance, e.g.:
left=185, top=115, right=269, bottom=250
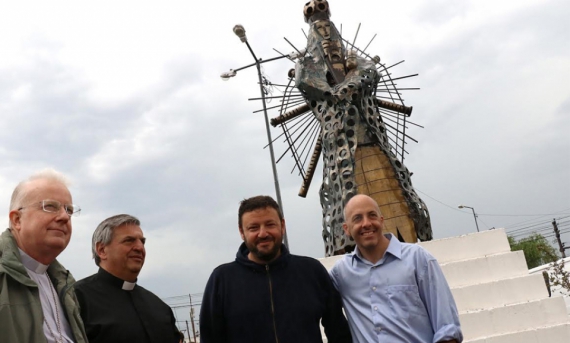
left=18, top=199, right=81, bottom=217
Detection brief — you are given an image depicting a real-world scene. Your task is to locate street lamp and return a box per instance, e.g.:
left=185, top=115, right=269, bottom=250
left=458, top=205, right=480, bottom=232
left=222, top=24, right=294, bottom=248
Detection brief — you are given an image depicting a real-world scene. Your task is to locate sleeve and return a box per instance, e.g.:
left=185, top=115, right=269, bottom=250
left=320, top=263, right=353, bottom=343
left=199, top=269, right=226, bottom=343
left=328, top=262, right=341, bottom=292
left=416, top=249, right=463, bottom=343
left=168, top=307, right=180, bottom=343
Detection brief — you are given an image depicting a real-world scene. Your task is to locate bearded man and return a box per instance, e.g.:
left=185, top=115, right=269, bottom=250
left=199, top=195, right=351, bottom=343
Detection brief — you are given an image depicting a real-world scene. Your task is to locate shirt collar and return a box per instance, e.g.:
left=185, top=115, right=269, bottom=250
left=97, top=267, right=137, bottom=291
left=122, top=281, right=136, bottom=291
left=18, top=248, right=49, bottom=274
left=385, top=233, right=403, bottom=259
left=351, top=233, right=402, bottom=265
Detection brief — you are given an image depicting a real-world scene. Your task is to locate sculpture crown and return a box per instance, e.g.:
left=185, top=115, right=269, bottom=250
left=303, top=0, right=331, bottom=23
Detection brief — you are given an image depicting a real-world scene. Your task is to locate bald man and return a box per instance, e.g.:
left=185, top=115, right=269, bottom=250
left=330, top=194, right=463, bottom=343
left=0, top=169, right=87, bottom=343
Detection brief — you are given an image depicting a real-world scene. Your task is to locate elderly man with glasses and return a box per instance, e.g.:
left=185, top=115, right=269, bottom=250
left=0, top=169, right=88, bottom=343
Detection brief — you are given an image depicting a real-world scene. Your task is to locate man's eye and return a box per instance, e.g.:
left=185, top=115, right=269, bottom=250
left=44, top=203, right=59, bottom=212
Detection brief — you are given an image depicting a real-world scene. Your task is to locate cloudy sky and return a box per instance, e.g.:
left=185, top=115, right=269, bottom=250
left=1, top=0, right=568, bottom=332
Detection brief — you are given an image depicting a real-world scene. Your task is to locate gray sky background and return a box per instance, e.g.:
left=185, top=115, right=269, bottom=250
left=1, top=0, right=568, bottom=332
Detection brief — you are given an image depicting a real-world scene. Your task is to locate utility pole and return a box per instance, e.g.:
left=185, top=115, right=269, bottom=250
left=552, top=218, right=566, bottom=258
left=185, top=322, right=190, bottom=343
left=189, top=294, right=197, bottom=342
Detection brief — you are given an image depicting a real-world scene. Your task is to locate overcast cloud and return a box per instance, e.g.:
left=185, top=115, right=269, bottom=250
left=0, top=0, right=568, bottom=331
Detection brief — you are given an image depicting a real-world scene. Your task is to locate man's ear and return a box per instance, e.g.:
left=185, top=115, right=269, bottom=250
left=281, top=219, right=286, bottom=234
left=342, top=222, right=351, bottom=237
left=96, top=242, right=107, bottom=261
left=238, top=227, right=245, bottom=241
left=9, top=210, right=22, bottom=231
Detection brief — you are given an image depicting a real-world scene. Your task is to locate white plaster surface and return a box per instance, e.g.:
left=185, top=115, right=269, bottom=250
left=452, top=273, right=549, bottom=312
left=440, top=251, right=529, bottom=288
left=460, top=297, right=569, bottom=340
left=465, top=323, right=570, bottom=343
left=418, top=229, right=511, bottom=264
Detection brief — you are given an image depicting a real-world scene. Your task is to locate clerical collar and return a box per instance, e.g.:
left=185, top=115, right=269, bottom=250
left=122, top=281, right=136, bottom=291
left=98, top=267, right=137, bottom=291
left=18, top=248, right=49, bottom=274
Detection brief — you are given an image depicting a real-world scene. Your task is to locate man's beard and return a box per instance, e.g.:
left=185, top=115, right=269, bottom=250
left=246, top=237, right=282, bottom=262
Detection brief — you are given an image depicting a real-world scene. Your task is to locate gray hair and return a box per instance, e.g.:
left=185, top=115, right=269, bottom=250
left=9, top=168, right=70, bottom=228
left=92, top=214, right=141, bottom=266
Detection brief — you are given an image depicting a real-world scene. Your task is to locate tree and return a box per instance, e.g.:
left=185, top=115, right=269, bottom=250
left=508, top=233, right=558, bottom=269
left=547, top=257, right=570, bottom=296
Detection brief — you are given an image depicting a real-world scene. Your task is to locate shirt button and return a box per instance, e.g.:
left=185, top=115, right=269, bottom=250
left=372, top=286, right=376, bottom=291
left=374, top=306, right=378, bottom=311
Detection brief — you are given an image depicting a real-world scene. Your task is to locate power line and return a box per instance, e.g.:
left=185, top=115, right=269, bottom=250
left=414, top=189, right=570, bottom=222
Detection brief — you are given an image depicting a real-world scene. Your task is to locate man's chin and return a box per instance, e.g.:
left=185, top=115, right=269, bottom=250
left=253, top=247, right=280, bottom=262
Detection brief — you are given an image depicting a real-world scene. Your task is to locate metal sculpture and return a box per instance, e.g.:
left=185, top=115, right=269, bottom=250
left=224, top=0, right=433, bottom=256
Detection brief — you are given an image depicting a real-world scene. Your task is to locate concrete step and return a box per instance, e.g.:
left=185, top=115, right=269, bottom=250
left=460, top=297, right=569, bottom=341
left=441, top=251, right=528, bottom=288
left=319, top=255, right=342, bottom=271
left=464, top=322, right=570, bottom=343
left=453, top=273, right=549, bottom=312
left=419, top=229, right=511, bottom=264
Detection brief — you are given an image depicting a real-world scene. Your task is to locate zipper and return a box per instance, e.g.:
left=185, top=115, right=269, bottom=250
left=266, top=264, right=279, bottom=343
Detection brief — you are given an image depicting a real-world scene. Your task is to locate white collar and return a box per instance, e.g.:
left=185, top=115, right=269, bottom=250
left=18, top=248, right=49, bottom=274
left=122, top=281, right=136, bottom=291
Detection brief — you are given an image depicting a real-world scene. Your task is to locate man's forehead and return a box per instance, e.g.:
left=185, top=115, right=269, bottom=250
left=24, top=179, right=71, bottom=198
left=243, top=208, right=280, bottom=221
left=114, top=224, right=144, bottom=236
left=346, top=197, right=380, bottom=215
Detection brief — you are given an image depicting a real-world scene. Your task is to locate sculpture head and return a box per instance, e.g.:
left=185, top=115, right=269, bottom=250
left=314, top=20, right=331, bottom=40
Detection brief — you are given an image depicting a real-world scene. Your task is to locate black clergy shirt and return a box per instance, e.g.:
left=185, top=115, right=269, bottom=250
left=75, top=268, right=179, bottom=343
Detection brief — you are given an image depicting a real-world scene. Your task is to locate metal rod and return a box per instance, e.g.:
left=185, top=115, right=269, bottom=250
left=249, top=94, right=304, bottom=101
left=352, top=23, right=361, bottom=48
left=253, top=99, right=305, bottom=113
left=382, top=121, right=418, bottom=143
left=362, top=33, right=377, bottom=54
left=291, top=119, right=320, bottom=173
left=471, top=208, right=480, bottom=232
left=233, top=53, right=291, bottom=73
left=283, top=37, right=303, bottom=56
left=379, top=110, right=424, bottom=128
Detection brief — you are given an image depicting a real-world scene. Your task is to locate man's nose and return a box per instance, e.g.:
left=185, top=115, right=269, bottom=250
left=133, top=239, right=145, bottom=251
left=258, top=226, right=269, bottom=237
left=54, top=206, right=70, bottom=222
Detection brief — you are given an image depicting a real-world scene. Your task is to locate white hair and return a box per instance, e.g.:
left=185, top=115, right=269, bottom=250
left=8, top=168, right=70, bottom=228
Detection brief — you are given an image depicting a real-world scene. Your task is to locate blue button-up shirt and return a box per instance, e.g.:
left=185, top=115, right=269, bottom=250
left=330, top=234, right=463, bottom=343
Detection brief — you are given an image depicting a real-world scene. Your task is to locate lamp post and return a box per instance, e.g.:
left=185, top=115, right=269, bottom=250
left=222, top=24, right=293, bottom=248
left=458, top=205, right=480, bottom=232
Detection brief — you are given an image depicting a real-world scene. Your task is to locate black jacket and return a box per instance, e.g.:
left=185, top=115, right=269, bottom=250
left=199, top=244, right=352, bottom=343
left=75, top=268, right=179, bottom=343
